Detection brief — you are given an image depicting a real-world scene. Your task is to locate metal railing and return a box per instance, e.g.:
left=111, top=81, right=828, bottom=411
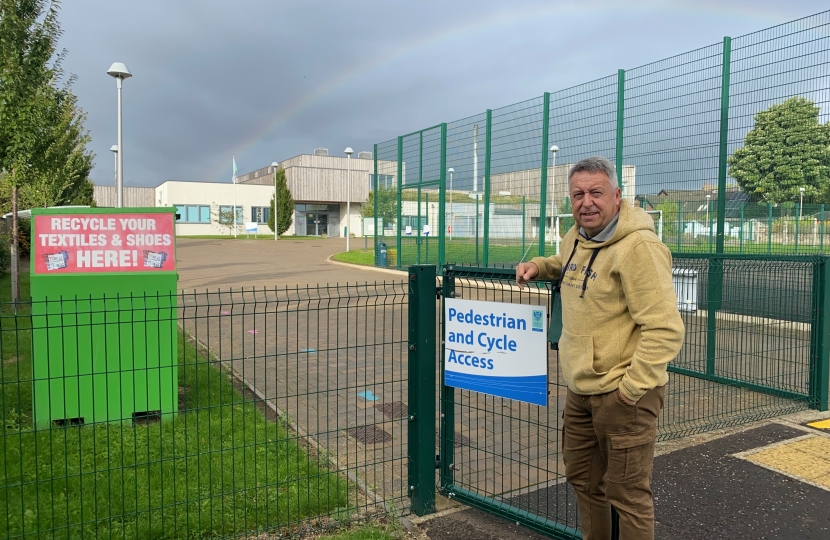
left=0, top=283, right=410, bottom=539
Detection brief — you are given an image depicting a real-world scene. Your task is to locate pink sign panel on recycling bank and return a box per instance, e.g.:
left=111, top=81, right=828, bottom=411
left=33, top=213, right=176, bottom=274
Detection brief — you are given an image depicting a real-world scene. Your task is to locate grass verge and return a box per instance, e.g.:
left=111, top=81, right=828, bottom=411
left=0, top=272, right=350, bottom=539
left=331, top=249, right=397, bottom=267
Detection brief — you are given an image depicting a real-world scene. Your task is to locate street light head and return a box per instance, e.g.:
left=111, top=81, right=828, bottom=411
left=448, top=168, right=455, bottom=173
left=344, top=147, right=354, bottom=156
left=550, top=145, right=560, bottom=153
left=107, top=62, right=132, bottom=79
left=271, top=161, right=279, bottom=167
left=110, top=145, right=118, bottom=153
left=800, top=187, right=806, bottom=193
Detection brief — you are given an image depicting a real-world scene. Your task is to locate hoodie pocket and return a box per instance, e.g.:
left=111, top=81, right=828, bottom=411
left=559, top=329, right=595, bottom=387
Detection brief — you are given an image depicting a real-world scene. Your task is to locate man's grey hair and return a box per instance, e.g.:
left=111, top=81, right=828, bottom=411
left=568, top=156, right=618, bottom=188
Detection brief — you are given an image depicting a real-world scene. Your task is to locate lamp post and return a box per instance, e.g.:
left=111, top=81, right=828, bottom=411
left=107, top=62, right=132, bottom=208
left=272, top=162, right=280, bottom=241
left=110, top=145, right=118, bottom=186
left=448, top=168, right=454, bottom=241
left=345, top=148, right=353, bottom=251
left=550, top=145, right=560, bottom=252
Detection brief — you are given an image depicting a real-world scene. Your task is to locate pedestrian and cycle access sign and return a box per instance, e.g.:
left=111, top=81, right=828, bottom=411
left=444, top=298, right=548, bottom=406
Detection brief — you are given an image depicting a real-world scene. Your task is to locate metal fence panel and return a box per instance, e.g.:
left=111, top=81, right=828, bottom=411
left=1, top=283, right=409, bottom=539
left=438, top=256, right=824, bottom=537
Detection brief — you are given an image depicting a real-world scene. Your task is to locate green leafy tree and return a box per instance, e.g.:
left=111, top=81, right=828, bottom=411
left=211, top=204, right=237, bottom=236
left=728, top=97, right=830, bottom=204
left=267, top=168, right=294, bottom=236
left=360, top=186, right=397, bottom=225
left=655, top=201, right=680, bottom=237
left=0, top=0, right=62, bottom=301
left=19, top=86, right=94, bottom=208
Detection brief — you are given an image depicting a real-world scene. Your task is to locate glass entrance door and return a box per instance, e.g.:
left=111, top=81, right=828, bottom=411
left=306, top=213, right=329, bottom=236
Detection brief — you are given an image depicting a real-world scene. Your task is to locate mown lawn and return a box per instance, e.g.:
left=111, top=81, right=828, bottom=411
left=331, top=249, right=397, bottom=267
left=0, top=272, right=350, bottom=539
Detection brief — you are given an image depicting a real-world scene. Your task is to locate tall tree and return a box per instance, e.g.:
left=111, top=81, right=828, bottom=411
left=267, top=168, right=294, bottom=236
left=360, top=186, right=397, bottom=225
left=20, top=85, right=94, bottom=209
left=728, top=97, right=830, bottom=204
left=0, top=0, right=63, bottom=303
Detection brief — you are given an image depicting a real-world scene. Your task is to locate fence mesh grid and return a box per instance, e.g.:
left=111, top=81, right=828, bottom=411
left=440, top=257, right=817, bottom=535
left=374, top=11, right=830, bottom=267
left=1, top=284, right=409, bottom=539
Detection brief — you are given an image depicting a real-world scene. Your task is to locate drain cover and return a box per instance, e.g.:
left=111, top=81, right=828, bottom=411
left=375, top=401, right=407, bottom=420
left=347, top=426, right=393, bottom=444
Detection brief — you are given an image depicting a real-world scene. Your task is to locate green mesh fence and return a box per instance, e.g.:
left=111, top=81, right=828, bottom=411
left=374, top=11, right=830, bottom=267
left=0, top=285, right=411, bottom=539
left=438, top=256, right=830, bottom=538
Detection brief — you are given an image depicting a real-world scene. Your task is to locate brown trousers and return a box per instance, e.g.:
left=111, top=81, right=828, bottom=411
left=563, top=386, right=664, bottom=540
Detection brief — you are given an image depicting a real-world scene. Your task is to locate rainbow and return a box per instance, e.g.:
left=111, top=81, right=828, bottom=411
left=213, top=1, right=791, bottom=182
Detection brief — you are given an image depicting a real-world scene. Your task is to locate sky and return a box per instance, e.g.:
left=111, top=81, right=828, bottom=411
left=55, top=0, right=828, bottom=188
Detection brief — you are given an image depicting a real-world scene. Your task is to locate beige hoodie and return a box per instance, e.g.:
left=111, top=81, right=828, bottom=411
left=529, top=200, right=684, bottom=402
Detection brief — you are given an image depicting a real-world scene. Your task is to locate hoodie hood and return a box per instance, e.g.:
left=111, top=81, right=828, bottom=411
left=577, top=199, right=655, bottom=248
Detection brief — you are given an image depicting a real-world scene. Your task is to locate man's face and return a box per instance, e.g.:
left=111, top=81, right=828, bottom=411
left=569, top=170, right=621, bottom=237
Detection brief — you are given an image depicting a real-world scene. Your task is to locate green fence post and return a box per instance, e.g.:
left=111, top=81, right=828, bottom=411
left=810, top=258, right=830, bottom=411
left=408, top=264, right=437, bottom=514
left=483, top=110, right=492, bottom=267
left=677, top=201, right=683, bottom=252
left=417, top=186, right=422, bottom=265
left=397, top=136, right=403, bottom=268
left=615, top=69, right=626, bottom=189
left=768, top=202, right=773, bottom=254
left=439, top=123, right=447, bottom=267
left=705, top=36, right=731, bottom=375
left=418, top=131, right=424, bottom=265
left=373, top=144, right=378, bottom=262
left=715, top=36, right=730, bottom=255
left=822, top=205, right=825, bottom=253
left=475, top=195, right=480, bottom=265
left=709, top=202, right=714, bottom=253
left=426, top=193, right=430, bottom=263
left=539, top=92, right=550, bottom=256
left=440, top=267, right=456, bottom=489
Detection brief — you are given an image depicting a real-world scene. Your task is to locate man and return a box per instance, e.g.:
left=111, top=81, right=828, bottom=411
left=516, top=156, right=684, bottom=540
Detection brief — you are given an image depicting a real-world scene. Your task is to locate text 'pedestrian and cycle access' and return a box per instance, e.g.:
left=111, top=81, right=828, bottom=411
left=445, top=298, right=548, bottom=406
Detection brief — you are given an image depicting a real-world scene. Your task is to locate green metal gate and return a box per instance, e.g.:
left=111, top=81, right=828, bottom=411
left=406, top=257, right=830, bottom=537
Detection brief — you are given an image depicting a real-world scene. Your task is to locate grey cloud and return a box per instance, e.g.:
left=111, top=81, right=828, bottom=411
left=54, top=0, right=829, bottom=188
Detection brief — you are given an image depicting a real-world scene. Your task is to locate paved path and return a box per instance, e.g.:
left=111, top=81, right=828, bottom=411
left=176, top=237, right=400, bottom=290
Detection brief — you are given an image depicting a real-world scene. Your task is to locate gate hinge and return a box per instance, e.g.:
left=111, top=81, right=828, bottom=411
left=435, top=454, right=440, bottom=470
left=436, top=286, right=442, bottom=299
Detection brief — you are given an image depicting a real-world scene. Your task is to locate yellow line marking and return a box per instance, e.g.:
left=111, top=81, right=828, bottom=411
left=807, top=418, right=830, bottom=429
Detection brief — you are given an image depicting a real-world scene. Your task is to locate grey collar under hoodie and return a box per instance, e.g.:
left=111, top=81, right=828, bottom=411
left=579, top=213, right=620, bottom=242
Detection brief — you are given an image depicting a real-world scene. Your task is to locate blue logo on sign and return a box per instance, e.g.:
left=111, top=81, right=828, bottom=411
left=532, top=309, right=544, bottom=332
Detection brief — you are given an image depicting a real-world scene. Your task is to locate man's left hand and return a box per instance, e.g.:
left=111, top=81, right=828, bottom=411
left=618, top=390, right=638, bottom=407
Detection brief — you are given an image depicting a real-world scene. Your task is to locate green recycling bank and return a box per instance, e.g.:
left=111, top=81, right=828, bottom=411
left=30, top=207, right=178, bottom=428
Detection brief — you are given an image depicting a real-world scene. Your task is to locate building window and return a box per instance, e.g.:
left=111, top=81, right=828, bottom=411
left=219, top=206, right=243, bottom=224
left=175, top=204, right=211, bottom=223
left=252, top=206, right=270, bottom=224
left=370, top=174, right=395, bottom=190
